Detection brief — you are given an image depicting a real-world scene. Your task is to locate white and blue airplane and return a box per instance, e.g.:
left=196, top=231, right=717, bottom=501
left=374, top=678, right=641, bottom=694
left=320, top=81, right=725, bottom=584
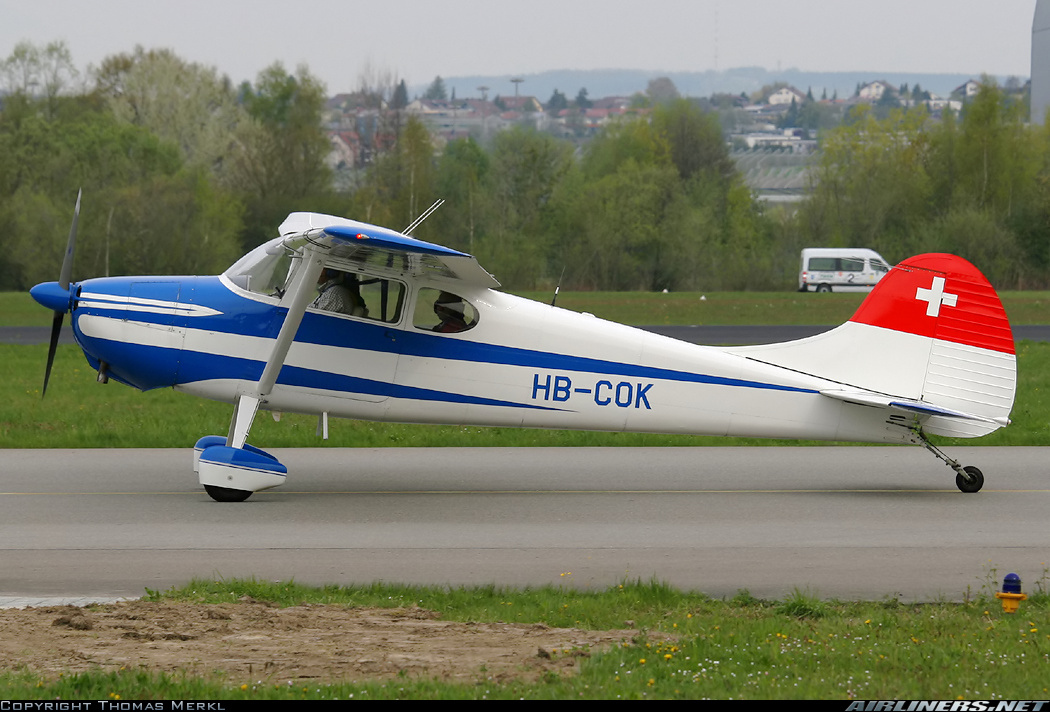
left=31, top=195, right=1016, bottom=501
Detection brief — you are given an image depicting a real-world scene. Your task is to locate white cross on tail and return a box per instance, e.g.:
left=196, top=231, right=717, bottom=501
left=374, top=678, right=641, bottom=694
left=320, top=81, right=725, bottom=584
left=915, top=276, right=958, bottom=317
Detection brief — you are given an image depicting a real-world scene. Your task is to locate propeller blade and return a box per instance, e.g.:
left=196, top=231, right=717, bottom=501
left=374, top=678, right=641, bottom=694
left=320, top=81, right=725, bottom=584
left=42, top=188, right=81, bottom=398
left=42, top=311, right=64, bottom=398
left=58, top=188, right=81, bottom=290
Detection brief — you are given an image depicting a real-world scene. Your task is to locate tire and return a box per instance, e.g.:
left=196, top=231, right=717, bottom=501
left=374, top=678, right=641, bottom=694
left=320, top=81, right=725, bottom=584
left=816, top=284, right=832, bottom=293
left=955, top=466, right=984, bottom=494
left=204, top=485, right=253, bottom=502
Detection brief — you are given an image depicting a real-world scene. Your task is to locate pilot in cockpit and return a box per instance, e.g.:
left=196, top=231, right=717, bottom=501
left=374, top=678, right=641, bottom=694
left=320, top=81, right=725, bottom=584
left=432, top=291, right=470, bottom=333
left=313, top=268, right=368, bottom=317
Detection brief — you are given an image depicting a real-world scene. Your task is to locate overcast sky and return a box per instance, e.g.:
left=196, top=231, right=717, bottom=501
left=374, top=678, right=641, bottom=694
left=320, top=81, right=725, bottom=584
left=0, top=0, right=1040, bottom=93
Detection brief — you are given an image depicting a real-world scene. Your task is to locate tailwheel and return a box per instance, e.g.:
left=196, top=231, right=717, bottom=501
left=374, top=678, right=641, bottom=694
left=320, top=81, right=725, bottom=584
left=204, top=485, right=253, bottom=503
left=916, top=429, right=985, bottom=494
left=955, top=466, right=984, bottom=494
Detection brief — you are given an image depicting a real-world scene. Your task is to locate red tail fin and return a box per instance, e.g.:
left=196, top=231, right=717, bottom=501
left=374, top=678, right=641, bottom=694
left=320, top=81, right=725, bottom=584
left=850, top=254, right=1014, bottom=355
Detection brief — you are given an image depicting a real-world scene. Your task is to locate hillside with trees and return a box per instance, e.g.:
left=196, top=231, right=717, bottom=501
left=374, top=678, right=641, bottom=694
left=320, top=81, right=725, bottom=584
left=1, top=42, right=1048, bottom=294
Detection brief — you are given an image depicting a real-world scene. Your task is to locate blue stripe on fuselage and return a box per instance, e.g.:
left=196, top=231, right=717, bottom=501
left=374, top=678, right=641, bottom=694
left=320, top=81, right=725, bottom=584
left=77, top=276, right=816, bottom=397
left=179, top=348, right=560, bottom=410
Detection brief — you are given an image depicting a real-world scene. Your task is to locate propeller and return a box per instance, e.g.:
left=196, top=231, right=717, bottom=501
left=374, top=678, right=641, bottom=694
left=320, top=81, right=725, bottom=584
left=38, top=189, right=81, bottom=398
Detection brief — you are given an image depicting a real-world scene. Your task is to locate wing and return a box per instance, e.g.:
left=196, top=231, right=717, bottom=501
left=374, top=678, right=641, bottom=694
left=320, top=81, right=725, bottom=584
left=278, top=212, right=500, bottom=290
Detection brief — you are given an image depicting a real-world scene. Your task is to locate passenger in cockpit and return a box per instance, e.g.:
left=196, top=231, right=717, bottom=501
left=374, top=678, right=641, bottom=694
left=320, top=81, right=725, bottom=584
left=313, top=269, right=368, bottom=317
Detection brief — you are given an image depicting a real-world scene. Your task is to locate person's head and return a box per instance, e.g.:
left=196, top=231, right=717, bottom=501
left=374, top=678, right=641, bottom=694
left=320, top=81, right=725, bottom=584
left=434, top=291, right=466, bottom=322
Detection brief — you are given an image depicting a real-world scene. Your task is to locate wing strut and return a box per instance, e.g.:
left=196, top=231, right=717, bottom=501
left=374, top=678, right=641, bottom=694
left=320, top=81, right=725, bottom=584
left=226, top=241, right=327, bottom=449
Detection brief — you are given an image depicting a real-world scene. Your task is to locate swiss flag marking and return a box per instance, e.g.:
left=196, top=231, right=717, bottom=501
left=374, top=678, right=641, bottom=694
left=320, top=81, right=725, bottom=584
left=915, top=276, right=958, bottom=317
left=850, top=253, right=1014, bottom=355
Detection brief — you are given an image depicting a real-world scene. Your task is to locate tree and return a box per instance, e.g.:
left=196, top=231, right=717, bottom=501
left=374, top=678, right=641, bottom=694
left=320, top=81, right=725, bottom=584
left=873, top=84, right=902, bottom=119
left=352, top=61, right=399, bottom=110
left=778, top=97, right=800, bottom=128
left=955, top=79, right=1034, bottom=218
left=652, top=100, right=733, bottom=184
left=391, top=80, right=409, bottom=109
left=1, top=41, right=79, bottom=118
left=581, top=117, right=670, bottom=180
left=225, top=62, right=332, bottom=248
left=95, top=47, right=246, bottom=175
left=646, top=77, right=680, bottom=104
left=546, top=89, right=568, bottom=116
left=567, top=159, right=682, bottom=290
left=482, top=127, right=574, bottom=285
left=423, top=76, right=448, bottom=101
left=800, top=105, right=933, bottom=256
left=351, top=116, right=436, bottom=230
left=0, top=98, right=241, bottom=288
left=434, top=137, right=490, bottom=252
left=575, top=88, right=592, bottom=110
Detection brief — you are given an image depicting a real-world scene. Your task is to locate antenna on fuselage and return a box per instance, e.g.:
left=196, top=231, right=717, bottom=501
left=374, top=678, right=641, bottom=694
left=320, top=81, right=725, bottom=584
left=551, top=266, right=566, bottom=307
left=403, top=198, right=445, bottom=235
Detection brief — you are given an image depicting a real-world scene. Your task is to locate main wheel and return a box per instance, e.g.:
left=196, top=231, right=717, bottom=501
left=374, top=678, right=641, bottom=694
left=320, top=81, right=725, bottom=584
left=817, top=284, right=832, bottom=293
left=955, top=466, right=984, bottom=494
left=204, top=485, right=253, bottom=502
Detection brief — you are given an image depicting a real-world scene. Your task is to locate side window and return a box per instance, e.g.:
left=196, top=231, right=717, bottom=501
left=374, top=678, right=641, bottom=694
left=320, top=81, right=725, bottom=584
left=872, top=260, right=889, bottom=273
left=808, top=257, right=837, bottom=271
left=840, top=258, right=864, bottom=272
left=311, top=268, right=405, bottom=324
left=358, top=277, right=405, bottom=323
left=413, top=288, right=478, bottom=334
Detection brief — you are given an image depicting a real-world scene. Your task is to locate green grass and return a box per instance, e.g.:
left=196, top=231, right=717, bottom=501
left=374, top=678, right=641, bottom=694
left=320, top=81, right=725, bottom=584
left=2, top=578, right=1048, bottom=700
left=8, top=289, right=1050, bottom=327
left=512, top=289, right=1050, bottom=326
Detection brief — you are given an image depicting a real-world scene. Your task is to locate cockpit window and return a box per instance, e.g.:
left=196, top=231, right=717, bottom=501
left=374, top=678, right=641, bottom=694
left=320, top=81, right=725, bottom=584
left=413, top=287, right=478, bottom=334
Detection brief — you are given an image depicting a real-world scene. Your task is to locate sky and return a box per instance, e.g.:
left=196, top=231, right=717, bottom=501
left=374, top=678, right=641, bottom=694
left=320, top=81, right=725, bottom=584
left=0, top=0, right=1040, bottom=94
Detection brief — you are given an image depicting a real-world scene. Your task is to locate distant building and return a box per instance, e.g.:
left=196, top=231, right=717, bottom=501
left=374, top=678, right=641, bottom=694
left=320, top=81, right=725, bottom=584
left=951, top=79, right=982, bottom=99
left=590, top=96, right=632, bottom=110
left=497, top=95, right=544, bottom=113
left=857, top=81, right=894, bottom=101
left=768, top=86, right=806, bottom=106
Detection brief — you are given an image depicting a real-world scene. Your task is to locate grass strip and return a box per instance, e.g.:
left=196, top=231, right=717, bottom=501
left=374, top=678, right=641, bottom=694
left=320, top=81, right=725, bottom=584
left=2, top=576, right=1048, bottom=700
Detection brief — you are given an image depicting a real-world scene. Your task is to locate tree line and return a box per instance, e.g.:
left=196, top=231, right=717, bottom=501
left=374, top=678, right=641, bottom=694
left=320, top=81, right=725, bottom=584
left=1, top=42, right=1048, bottom=294
left=800, top=80, right=1050, bottom=289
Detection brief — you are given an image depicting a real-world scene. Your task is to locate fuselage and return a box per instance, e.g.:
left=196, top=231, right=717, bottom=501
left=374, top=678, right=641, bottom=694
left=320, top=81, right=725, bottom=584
left=66, top=272, right=911, bottom=445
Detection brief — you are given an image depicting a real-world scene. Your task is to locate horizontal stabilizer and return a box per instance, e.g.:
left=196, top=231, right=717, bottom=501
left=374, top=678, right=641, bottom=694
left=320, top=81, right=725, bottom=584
left=820, top=389, right=1010, bottom=426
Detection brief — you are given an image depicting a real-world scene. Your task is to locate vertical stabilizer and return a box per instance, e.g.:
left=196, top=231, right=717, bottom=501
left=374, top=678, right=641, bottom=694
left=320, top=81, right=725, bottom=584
left=726, top=254, right=1015, bottom=437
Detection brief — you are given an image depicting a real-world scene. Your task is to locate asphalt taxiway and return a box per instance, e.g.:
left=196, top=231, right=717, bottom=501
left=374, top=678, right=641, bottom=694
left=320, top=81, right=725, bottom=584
left=2, top=446, right=1047, bottom=602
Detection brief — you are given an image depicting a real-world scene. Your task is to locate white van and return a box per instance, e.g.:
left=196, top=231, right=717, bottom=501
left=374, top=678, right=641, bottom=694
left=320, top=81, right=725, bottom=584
left=798, top=248, right=891, bottom=293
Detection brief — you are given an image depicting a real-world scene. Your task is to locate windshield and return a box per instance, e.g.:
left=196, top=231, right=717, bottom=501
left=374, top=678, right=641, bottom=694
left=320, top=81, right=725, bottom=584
left=224, top=238, right=297, bottom=297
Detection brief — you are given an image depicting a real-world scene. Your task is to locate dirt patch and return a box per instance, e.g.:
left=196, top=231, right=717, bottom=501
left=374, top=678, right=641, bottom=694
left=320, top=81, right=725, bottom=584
left=0, top=601, right=639, bottom=684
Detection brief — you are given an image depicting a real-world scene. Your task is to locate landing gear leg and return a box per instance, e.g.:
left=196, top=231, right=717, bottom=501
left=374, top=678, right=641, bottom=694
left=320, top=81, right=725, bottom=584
left=916, top=429, right=984, bottom=493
